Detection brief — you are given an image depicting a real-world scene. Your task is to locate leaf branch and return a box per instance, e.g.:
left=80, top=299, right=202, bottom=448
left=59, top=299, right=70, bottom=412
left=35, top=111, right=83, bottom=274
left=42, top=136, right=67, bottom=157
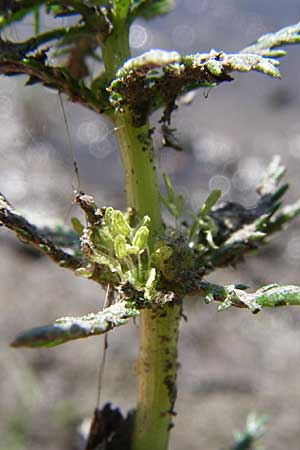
left=130, top=0, right=175, bottom=20
left=203, top=157, right=300, bottom=269
left=191, top=280, right=300, bottom=313
left=109, top=22, right=300, bottom=125
left=241, top=21, right=300, bottom=57
left=0, top=192, right=104, bottom=284
left=11, top=302, right=139, bottom=348
left=0, top=53, right=106, bottom=112
left=0, top=5, right=112, bottom=108
left=10, top=276, right=300, bottom=348
left=23, top=24, right=91, bottom=50
left=109, top=48, right=281, bottom=125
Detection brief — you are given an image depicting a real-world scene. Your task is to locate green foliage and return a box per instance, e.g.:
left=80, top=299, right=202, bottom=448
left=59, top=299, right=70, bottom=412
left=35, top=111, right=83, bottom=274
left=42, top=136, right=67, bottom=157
left=11, top=303, right=139, bottom=348
left=196, top=281, right=300, bottom=314
left=130, top=0, right=175, bottom=20
left=71, top=217, right=84, bottom=236
left=1, top=7, right=300, bottom=449
left=1, top=4, right=299, bottom=126
left=241, top=22, right=300, bottom=57
left=3, top=153, right=300, bottom=346
left=230, top=414, right=267, bottom=450
left=79, top=203, right=172, bottom=302
left=160, top=173, right=185, bottom=219
left=108, top=46, right=287, bottom=125
left=158, top=157, right=300, bottom=282
left=188, top=189, right=221, bottom=252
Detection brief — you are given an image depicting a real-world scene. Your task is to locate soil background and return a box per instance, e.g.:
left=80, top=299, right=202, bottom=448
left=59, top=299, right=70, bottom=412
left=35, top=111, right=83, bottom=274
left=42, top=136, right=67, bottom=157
left=1, top=2, right=300, bottom=449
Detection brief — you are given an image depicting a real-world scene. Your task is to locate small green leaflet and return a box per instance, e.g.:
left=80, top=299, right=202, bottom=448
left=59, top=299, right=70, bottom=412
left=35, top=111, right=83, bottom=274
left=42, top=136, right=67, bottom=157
left=161, top=173, right=185, bottom=219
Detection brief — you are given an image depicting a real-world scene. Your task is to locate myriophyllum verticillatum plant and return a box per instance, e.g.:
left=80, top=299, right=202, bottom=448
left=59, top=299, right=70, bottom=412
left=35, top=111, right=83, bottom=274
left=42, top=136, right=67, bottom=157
left=1, top=2, right=300, bottom=449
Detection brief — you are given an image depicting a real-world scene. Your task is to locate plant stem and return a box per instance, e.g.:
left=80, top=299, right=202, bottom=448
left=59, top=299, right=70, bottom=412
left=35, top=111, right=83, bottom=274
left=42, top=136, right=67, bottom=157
left=113, top=115, right=163, bottom=239
left=114, top=106, right=182, bottom=450
left=101, top=19, right=131, bottom=80
left=132, top=303, right=182, bottom=450
left=102, top=18, right=182, bottom=450
left=102, top=18, right=162, bottom=238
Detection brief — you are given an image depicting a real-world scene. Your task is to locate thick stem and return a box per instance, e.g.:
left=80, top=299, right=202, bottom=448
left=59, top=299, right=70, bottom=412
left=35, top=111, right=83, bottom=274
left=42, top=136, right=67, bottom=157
left=101, top=19, right=130, bottom=80
left=132, top=303, right=182, bottom=450
left=102, top=18, right=181, bottom=450
left=102, top=18, right=162, bottom=237
left=113, top=113, right=181, bottom=450
left=113, top=116, right=163, bottom=239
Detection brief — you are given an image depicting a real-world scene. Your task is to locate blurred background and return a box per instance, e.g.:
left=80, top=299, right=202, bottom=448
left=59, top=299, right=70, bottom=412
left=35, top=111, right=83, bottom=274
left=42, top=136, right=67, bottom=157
left=1, top=1, right=300, bottom=449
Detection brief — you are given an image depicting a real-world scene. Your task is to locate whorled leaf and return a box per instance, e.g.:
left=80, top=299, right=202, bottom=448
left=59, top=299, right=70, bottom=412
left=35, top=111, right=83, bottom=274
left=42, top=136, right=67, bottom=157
left=114, top=234, right=128, bottom=259
left=12, top=278, right=300, bottom=349
left=78, top=202, right=164, bottom=301
left=11, top=303, right=139, bottom=348
left=130, top=0, right=175, bottom=20
left=109, top=48, right=282, bottom=125
left=241, top=21, right=300, bottom=57
left=194, top=281, right=300, bottom=314
left=205, top=156, right=300, bottom=269
left=200, top=189, right=222, bottom=216
left=109, top=22, right=300, bottom=125
left=257, top=154, right=286, bottom=196
left=132, top=225, right=149, bottom=252
left=1, top=17, right=299, bottom=124
left=160, top=172, right=185, bottom=219
left=0, top=2, right=112, bottom=110
left=188, top=189, right=221, bottom=251
left=0, top=192, right=83, bottom=271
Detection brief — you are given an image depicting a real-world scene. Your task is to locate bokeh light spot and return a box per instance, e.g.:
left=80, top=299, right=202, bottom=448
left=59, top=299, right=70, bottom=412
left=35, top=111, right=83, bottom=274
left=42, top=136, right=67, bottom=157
left=77, top=119, right=110, bottom=145
left=209, top=174, right=231, bottom=196
left=129, top=24, right=149, bottom=49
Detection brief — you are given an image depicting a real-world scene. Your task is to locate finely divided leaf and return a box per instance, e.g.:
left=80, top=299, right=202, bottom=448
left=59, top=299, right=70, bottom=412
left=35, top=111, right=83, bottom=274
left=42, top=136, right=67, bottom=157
left=131, top=0, right=175, bottom=20
left=241, top=21, right=300, bottom=57
left=11, top=303, right=139, bottom=348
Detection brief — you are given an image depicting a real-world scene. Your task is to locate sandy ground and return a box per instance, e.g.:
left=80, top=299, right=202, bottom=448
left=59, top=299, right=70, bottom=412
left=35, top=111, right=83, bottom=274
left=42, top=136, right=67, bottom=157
left=1, top=2, right=300, bottom=449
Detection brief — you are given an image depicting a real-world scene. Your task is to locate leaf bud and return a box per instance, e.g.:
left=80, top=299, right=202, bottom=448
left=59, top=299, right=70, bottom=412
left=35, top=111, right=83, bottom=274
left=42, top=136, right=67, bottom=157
left=132, top=226, right=149, bottom=252
left=114, top=235, right=128, bottom=259
left=112, top=210, right=131, bottom=236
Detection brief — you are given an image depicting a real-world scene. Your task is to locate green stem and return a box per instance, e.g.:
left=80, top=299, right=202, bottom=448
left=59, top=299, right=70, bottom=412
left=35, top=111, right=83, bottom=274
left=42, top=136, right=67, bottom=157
left=33, top=6, right=40, bottom=35
left=113, top=115, right=163, bottom=239
left=132, top=303, right=182, bottom=450
left=102, top=18, right=163, bottom=238
left=101, top=19, right=131, bottom=80
left=102, top=18, right=182, bottom=450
